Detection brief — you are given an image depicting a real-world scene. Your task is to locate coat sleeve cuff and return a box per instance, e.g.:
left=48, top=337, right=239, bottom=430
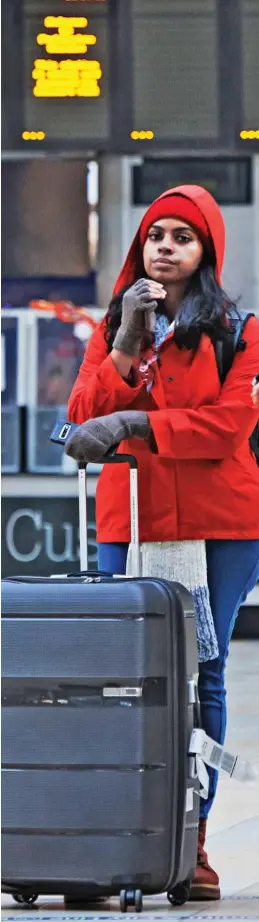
left=98, top=354, right=143, bottom=407
left=147, top=410, right=193, bottom=457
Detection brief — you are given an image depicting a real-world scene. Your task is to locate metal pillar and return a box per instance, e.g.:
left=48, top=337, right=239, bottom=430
left=97, top=155, right=132, bottom=311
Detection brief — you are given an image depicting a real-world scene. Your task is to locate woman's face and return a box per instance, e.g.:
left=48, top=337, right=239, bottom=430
left=143, top=217, right=204, bottom=285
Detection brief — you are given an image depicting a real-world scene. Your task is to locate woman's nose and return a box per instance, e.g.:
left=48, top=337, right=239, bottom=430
left=158, top=237, right=174, bottom=253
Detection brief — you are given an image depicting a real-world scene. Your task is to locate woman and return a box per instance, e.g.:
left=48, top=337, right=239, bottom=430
left=67, top=185, right=259, bottom=901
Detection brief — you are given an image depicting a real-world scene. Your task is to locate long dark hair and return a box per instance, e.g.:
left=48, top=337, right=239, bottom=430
left=105, top=262, right=241, bottom=354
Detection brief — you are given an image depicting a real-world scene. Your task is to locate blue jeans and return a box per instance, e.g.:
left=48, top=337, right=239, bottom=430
left=98, top=539, right=259, bottom=818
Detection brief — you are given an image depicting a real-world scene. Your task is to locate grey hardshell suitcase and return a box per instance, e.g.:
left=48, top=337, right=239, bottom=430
left=1, top=451, right=200, bottom=911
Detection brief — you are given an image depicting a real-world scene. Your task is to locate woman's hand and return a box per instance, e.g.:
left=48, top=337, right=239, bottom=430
left=113, top=278, right=166, bottom=356
left=251, top=376, right=259, bottom=408
left=65, top=410, right=150, bottom=462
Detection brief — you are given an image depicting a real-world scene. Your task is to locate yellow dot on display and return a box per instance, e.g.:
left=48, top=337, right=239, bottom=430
left=130, top=130, right=154, bottom=140
left=240, top=129, right=259, bottom=140
left=22, top=130, right=46, bottom=140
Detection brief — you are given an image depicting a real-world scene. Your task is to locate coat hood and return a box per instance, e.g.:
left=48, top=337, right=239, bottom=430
left=113, top=184, right=225, bottom=295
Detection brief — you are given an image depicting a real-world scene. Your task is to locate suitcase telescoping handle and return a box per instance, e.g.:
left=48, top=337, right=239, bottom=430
left=49, top=420, right=140, bottom=577
left=78, top=452, right=140, bottom=577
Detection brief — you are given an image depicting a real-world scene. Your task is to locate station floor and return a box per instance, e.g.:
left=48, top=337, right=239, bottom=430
left=2, top=640, right=259, bottom=922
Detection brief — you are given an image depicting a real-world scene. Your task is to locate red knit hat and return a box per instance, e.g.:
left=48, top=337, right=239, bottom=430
left=113, top=186, right=225, bottom=295
left=139, top=194, right=212, bottom=250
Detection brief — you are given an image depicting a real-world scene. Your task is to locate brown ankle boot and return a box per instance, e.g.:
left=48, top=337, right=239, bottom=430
left=189, top=818, right=221, bottom=901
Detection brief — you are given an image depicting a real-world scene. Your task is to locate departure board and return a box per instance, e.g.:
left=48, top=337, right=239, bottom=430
left=2, top=0, right=258, bottom=152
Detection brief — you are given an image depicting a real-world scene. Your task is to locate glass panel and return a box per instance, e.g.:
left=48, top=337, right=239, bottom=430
left=1, top=316, right=19, bottom=405
left=1, top=407, right=21, bottom=473
left=27, top=407, right=101, bottom=475
left=36, top=317, right=85, bottom=406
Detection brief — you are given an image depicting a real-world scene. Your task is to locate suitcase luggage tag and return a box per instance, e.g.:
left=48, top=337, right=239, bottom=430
left=189, top=728, right=257, bottom=798
left=50, top=418, right=141, bottom=577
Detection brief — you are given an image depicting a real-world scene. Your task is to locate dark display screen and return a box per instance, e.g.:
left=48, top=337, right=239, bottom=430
left=241, top=0, right=259, bottom=129
left=132, top=0, right=219, bottom=142
left=132, top=158, right=252, bottom=206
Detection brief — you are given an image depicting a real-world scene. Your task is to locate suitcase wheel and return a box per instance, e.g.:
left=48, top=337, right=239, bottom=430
left=167, top=879, right=191, bottom=906
left=120, top=888, right=143, bottom=912
left=13, top=893, right=38, bottom=906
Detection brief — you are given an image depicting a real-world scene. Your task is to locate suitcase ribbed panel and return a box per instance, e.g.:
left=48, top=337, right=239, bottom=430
left=2, top=579, right=175, bottom=616
left=2, top=769, right=168, bottom=831
left=2, top=706, right=167, bottom=766
left=1, top=833, right=173, bottom=890
left=2, top=617, right=167, bottom=679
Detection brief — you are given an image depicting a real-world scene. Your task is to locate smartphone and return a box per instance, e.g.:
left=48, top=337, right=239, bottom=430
left=50, top=418, right=78, bottom=446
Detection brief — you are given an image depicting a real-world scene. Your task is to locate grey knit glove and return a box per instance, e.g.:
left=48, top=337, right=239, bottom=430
left=113, top=279, right=166, bottom=356
left=65, top=410, right=151, bottom=463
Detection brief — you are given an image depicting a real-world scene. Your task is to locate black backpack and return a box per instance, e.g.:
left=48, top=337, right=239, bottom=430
left=214, top=310, right=259, bottom=465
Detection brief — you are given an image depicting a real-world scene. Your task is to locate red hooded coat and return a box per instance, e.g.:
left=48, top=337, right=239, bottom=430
left=68, top=186, right=259, bottom=541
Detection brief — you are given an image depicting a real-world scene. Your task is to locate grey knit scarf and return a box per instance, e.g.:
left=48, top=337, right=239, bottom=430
left=127, top=312, right=219, bottom=664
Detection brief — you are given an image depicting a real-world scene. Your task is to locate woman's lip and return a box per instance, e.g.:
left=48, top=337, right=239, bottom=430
left=153, top=258, right=178, bottom=266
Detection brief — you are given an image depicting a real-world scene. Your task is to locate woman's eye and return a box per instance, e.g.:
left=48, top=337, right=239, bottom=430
left=176, top=234, right=192, bottom=244
left=149, top=232, right=162, bottom=241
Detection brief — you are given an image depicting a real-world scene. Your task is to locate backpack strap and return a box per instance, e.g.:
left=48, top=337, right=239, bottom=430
left=214, top=310, right=259, bottom=466
left=214, top=310, right=255, bottom=385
